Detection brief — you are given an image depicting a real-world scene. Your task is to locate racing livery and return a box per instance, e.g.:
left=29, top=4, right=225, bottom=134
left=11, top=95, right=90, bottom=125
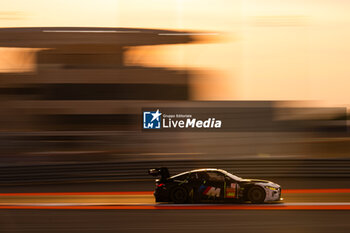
left=149, top=168, right=282, bottom=204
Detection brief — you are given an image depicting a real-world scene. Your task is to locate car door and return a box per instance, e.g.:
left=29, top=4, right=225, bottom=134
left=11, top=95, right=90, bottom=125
left=186, top=172, right=203, bottom=202
left=224, top=175, right=238, bottom=200
left=198, top=171, right=225, bottom=201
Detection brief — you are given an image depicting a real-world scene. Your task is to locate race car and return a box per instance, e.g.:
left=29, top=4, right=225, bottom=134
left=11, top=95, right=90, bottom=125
left=149, top=167, right=282, bottom=204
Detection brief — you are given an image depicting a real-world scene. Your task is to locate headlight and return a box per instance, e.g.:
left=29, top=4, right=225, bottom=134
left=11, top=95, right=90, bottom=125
left=265, top=186, right=278, bottom=191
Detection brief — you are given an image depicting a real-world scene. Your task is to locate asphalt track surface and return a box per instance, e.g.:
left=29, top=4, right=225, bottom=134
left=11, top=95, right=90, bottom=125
left=0, top=209, right=349, bottom=233
left=0, top=177, right=349, bottom=192
left=0, top=189, right=349, bottom=209
left=0, top=178, right=349, bottom=232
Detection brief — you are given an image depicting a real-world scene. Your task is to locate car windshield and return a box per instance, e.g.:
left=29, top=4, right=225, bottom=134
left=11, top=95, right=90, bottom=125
left=221, top=170, right=243, bottom=182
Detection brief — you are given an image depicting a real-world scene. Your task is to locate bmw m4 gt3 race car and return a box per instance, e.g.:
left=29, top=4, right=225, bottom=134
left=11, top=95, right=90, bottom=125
left=149, top=167, right=282, bottom=204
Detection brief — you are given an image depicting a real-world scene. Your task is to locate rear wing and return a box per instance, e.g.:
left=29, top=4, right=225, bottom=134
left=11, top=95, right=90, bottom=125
left=148, top=167, right=170, bottom=180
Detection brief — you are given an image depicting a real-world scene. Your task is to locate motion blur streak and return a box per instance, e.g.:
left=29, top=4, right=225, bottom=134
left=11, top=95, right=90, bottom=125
left=0, top=189, right=349, bottom=196
left=283, top=189, right=350, bottom=193
left=0, top=204, right=349, bottom=210
left=1, top=210, right=347, bottom=233
left=0, top=191, right=154, bottom=196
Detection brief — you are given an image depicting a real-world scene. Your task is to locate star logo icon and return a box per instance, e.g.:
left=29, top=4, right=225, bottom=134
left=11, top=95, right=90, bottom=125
left=143, top=109, right=162, bottom=129
left=150, top=109, right=162, bottom=122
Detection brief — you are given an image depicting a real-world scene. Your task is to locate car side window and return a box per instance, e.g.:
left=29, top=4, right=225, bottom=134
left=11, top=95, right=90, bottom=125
left=189, top=172, right=199, bottom=181
left=197, top=172, right=209, bottom=182
left=207, top=172, right=225, bottom=182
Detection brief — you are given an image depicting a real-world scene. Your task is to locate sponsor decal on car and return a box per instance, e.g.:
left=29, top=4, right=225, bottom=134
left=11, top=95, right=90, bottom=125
left=199, top=185, right=221, bottom=197
left=225, top=183, right=237, bottom=198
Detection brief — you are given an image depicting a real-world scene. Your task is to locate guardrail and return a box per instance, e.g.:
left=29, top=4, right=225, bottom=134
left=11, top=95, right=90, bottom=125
left=0, top=159, right=349, bottom=184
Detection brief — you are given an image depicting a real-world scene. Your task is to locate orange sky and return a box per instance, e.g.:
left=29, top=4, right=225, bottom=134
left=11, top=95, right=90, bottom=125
left=1, top=0, right=350, bottom=107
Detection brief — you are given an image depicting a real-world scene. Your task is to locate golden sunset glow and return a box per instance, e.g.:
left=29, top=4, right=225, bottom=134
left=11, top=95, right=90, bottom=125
left=1, top=0, right=350, bottom=106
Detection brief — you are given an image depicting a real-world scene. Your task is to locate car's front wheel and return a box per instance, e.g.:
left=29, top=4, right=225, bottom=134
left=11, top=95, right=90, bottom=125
left=247, top=186, right=266, bottom=204
left=170, top=187, right=188, bottom=204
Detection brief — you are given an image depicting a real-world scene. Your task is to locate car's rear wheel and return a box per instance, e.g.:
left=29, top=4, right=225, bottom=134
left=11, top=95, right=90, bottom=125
left=247, top=186, right=266, bottom=204
left=170, top=187, right=188, bottom=204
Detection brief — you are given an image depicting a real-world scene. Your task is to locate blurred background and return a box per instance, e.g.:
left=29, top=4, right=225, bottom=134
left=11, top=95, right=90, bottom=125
left=0, top=0, right=350, bottom=164
left=0, top=0, right=350, bottom=168
left=0, top=1, right=349, bottom=233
